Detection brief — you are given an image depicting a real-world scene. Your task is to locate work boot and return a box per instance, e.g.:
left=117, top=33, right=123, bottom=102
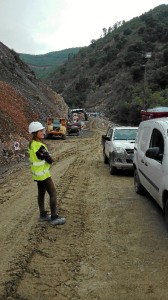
left=39, top=211, right=51, bottom=222
left=50, top=215, right=66, bottom=225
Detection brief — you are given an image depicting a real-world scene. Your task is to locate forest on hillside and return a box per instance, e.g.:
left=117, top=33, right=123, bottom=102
left=46, top=4, right=168, bottom=125
left=19, top=5, right=168, bottom=125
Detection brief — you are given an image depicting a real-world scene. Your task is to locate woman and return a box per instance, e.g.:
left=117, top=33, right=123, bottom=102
left=28, top=121, right=65, bottom=225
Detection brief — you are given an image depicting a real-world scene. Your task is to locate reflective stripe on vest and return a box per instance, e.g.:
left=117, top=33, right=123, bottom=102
left=32, top=169, right=50, bottom=176
left=31, top=160, right=46, bottom=166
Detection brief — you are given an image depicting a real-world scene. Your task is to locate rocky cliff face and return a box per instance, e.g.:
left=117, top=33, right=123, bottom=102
left=0, top=42, right=68, bottom=161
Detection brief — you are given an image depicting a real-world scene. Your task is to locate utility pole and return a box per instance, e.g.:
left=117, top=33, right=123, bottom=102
left=143, top=52, right=152, bottom=109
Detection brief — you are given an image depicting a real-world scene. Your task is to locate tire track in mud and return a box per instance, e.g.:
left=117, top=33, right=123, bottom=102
left=1, top=126, right=100, bottom=299
left=0, top=136, right=94, bottom=205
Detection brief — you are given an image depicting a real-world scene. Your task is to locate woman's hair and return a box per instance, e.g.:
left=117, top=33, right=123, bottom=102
left=28, top=132, right=45, bottom=149
left=28, top=133, right=38, bottom=149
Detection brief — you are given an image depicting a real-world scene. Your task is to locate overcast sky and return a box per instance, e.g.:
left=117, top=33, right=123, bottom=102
left=0, top=0, right=167, bottom=54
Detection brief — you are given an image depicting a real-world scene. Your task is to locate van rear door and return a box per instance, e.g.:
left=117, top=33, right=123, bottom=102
left=143, top=127, right=164, bottom=205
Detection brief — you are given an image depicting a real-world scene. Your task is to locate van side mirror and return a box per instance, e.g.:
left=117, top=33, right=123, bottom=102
left=146, top=147, right=160, bottom=159
left=102, top=135, right=111, bottom=141
left=105, top=136, right=111, bottom=141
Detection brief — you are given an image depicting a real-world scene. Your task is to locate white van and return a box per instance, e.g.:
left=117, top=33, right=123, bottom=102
left=133, top=118, right=168, bottom=228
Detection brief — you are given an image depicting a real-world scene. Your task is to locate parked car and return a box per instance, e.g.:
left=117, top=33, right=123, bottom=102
left=102, top=126, right=138, bottom=174
left=133, top=117, right=168, bottom=229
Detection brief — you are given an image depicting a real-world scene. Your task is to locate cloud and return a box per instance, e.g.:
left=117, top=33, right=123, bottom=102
left=0, top=0, right=66, bottom=53
left=0, top=0, right=167, bottom=54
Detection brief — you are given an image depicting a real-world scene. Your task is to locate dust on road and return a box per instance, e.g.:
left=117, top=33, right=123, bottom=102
left=0, top=118, right=168, bottom=300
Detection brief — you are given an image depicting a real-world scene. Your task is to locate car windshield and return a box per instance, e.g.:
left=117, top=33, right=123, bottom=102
left=113, top=129, right=137, bottom=140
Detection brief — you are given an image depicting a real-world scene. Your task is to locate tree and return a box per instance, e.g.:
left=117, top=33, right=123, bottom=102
left=90, top=39, right=96, bottom=48
left=163, top=48, right=168, bottom=65
left=102, top=28, right=107, bottom=36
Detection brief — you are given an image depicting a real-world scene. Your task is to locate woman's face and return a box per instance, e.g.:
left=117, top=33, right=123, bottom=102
left=36, top=129, right=45, bottom=139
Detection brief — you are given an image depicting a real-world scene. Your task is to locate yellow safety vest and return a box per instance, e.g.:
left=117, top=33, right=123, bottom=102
left=29, top=140, right=51, bottom=181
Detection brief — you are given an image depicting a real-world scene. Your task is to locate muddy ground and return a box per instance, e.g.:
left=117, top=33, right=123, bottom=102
left=1, top=118, right=168, bottom=300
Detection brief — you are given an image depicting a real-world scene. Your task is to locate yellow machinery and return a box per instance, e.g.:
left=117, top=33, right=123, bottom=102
left=46, top=117, right=67, bottom=139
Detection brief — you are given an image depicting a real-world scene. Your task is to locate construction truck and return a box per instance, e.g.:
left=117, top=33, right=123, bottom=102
left=69, top=108, right=88, bottom=121
left=45, top=117, right=67, bottom=140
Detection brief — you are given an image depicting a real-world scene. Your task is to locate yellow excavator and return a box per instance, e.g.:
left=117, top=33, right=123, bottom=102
left=45, top=117, right=67, bottom=140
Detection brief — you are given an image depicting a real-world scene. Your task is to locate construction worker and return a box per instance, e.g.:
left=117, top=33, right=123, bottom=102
left=28, top=121, right=65, bottom=225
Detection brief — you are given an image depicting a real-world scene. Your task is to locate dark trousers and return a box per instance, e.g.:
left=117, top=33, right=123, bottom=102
left=37, top=177, right=57, bottom=218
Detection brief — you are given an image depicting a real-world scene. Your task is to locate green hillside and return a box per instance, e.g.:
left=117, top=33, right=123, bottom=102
left=19, top=48, right=80, bottom=78
left=46, top=4, right=168, bottom=125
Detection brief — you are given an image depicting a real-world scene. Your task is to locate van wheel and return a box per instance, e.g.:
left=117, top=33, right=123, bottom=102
left=109, top=157, right=117, bottom=175
left=103, top=149, right=108, bottom=164
left=164, top=200, right=168, bottom=231
left=134, top=168, right=144, bottom=194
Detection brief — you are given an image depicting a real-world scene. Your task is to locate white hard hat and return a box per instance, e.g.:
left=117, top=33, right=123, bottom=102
left=28, top=121, right=45, bottom=134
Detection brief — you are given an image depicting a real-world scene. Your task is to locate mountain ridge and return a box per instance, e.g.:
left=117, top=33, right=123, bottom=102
left=19, top=48, right=81, bottom=79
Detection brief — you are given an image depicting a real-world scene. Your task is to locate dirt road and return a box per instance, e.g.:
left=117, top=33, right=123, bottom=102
left=1, top=118, right=168, bottom=300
